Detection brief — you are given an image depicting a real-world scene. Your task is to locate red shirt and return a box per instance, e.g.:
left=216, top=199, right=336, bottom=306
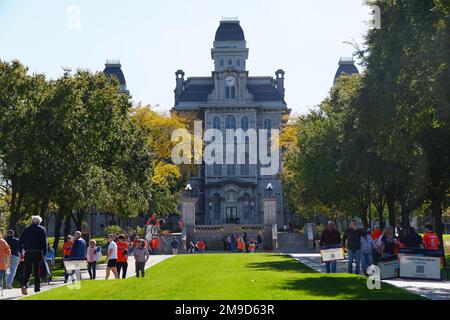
left=371, top=229, right=382, bottom=241
left=197, top=241, right=205, bottom=250
left=423, top=232, right=440, bottom=250
left=117, top=241, right=129, bottom=262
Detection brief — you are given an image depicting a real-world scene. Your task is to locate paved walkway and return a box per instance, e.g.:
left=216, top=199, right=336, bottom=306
left=290, top=252, right=450, bottom=300
left=0, top=255, right=173, bottom=300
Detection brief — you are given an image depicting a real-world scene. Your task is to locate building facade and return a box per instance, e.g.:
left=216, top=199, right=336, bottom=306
left=172, top=19, right=290, bottom=227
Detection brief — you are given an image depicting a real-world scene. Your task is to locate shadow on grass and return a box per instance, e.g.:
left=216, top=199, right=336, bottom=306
left=279, top=276, right=423, bottom=300
left=246, top=254, right=315, bottom=274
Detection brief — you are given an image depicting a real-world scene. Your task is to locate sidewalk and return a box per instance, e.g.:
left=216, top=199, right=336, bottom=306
left=290, top=252, right=450, bottom=300
left=0, top=255, right=173, bottom=300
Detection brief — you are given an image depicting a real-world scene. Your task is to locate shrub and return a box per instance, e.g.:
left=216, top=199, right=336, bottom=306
left=104, top=225, right=123, bottom=236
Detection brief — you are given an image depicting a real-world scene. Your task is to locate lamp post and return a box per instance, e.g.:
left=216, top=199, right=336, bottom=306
left=185, top=184, right=193, bottom=199
left=208, top=201, right=213, bottom=225
left=250, top=201, right=255, bottom=224
left=266, top=182, right=273, bottom=198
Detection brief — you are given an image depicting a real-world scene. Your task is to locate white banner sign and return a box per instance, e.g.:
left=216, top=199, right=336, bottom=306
left=64, top=260, right=87, bottom=271
left=320, top=247, right=344, bottom=262
left=378, top=260, right=399, bottom=280
left=399, top=255, right=441, bottom=280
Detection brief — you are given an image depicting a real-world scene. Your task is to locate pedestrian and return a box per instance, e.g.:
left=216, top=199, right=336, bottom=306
left=379, top=227, right=398, bottom=257
left=0, top=229, right=11, bottom=293
left=86, top=240, right=100, bottom=280
left=44, top=243, right=55, bottom=282
left=171, top=237, right=180, bottom=255
left=400, top=227, right=423, bottom=248
left=105, top=234, right=119, bottom=280
left=248, top=241, right=256, bottom=253
left=19, top=215, right=48, bottom=295
left=223, top=236, right=228, bottom=251
left=187, top=241, right=196, bottom=254
left=196, top=239, right=206, bottom=253
left=4, top=230, right=20, bottom=289
left=243, top=232, right=248, bottom=252
left=230, top=234, right=236, bottom=253
left=62, top=235, right=74, bottom=283
left=360, top=229, right=377, bottom=275
left=257, top=233, right=263, bottom=252
left=134, top=240, right=149, bottom=278
left=422, top=224, right=440, bottom=250
left=68, top=231, right=87, bottom=283
left=237, top=237, right=245, bottom=253
left=342, top=219, right=362, bottom=275
left=116, top=234, right=129, bottom=279
left=319, top=221, right=341, bottom=273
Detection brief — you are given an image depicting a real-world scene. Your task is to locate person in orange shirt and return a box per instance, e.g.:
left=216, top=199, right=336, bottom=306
left=116, top=234, right=129, bottom=279
left=196, top=240, right=206, bottom=253
left=237, top=237, right=245, bottom=253
left=423, top=224, right=440, bottom=250
left=62, top=235, right=74, bottom=284
left=0, top=230, right=12, bottom=289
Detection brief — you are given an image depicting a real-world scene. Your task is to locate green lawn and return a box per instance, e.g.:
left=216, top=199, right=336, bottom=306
left=25, top=254, right=422, bottom=300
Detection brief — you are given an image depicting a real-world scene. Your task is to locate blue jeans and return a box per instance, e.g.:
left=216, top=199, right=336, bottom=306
left=6, top=255, right=19, bottom=287
left=0, top=269, right=5, bottom=289
left=325, top=261, right=337, bottom=273
left=347, top=249, right=361, bottom=275
left=360, top=252, right=373, bottom=274
left=230, top=242, right=236, bottom=253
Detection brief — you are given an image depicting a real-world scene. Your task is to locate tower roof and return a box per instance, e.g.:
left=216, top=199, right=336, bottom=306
left=214, top=19, right=245, bottom=42
left=103, top=60, right=127, bottom=87
left=334, top=57, right=359, bottom=81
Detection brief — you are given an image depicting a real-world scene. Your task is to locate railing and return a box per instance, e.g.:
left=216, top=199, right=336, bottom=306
left=235, top=225, right=264, bottom=233
left=194, top=225, right=224, bottom=233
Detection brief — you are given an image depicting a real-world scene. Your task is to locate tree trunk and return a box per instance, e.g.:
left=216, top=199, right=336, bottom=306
left=430, top=194, right=445, bottom=266
left=64, top=214, right=72, bottom=238
left=53, top=212, right=64, bottom=253
left=386, top=190, right=397, bottom=228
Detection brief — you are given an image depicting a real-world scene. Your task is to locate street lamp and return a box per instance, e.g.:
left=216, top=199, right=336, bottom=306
left=208, top=201, right=213, bottom=225
left=185, top=184, right=193, bottom=198
left=266, top=182, right=273, bottom=198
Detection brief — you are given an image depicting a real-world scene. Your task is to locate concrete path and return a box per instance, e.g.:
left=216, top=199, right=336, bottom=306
left=0, top=255, right=173, bottom=300
left=290, top=252, right=450, bottom=300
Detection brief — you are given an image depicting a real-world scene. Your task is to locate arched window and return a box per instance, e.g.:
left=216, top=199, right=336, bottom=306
left=263, top=119, right=272, bottom=130
left=225, top=86, right=236, bottom=99
left=240, top=152, right=249, bottom=176
left=213, top=117, right=221, bottom=130
left=226, top=115, right=236, bottom=129
left=241, top=116, right=249, bottom=131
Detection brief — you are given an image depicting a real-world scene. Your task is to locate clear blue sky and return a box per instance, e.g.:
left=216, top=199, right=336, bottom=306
left=0, top=0, right=372, bottom=114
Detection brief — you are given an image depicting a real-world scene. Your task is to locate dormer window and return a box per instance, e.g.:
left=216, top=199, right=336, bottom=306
left=228, top=59, right=233, bottom=67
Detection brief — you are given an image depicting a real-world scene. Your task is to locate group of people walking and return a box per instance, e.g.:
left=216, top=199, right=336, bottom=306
left=319, top=219, right=441, bottom=275
left=0, top=215, right=189, bottom=296
left=223, top=232, right=263, bottom=253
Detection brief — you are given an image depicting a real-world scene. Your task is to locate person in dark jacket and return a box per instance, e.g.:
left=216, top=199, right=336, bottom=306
left=69, top=231, right=87, bottom=260
left=319, top=221, right=341, bottom=273
left=19, top=215, right=48, bottom=295
left=342, top=220, right=362, bottom=275
left=5, top=230, right=20, bottom=289
left=400, top=227, right=423, bottom=248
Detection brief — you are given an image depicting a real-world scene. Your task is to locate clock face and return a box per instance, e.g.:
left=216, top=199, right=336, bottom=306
left=225, top=76, right=236, bottom=87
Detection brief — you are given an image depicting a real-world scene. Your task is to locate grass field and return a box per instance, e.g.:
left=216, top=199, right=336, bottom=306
left=25, top=254, right=422, bottom=300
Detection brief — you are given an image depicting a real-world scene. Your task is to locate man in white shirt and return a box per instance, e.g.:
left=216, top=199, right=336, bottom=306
left=105, top=234, right=118, bottom=280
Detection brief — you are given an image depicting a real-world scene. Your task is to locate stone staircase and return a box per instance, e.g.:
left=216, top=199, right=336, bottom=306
left=275, top=232, right=311, bottom=253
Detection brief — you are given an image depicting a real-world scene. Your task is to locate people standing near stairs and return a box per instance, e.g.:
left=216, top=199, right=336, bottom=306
left=116, top=235, right=129, bottom=279
left=171, top=237, right=180, bottom=255
left=342, top=220, right=362, bottom=275
left=134, top=240, right=150, bottom=278
left=319, top=221, right=341, bottom=273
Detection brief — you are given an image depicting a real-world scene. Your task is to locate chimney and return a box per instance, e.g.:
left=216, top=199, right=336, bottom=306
left=275, top=69, right=285, bottom=100
left=174, top=70, right=185, bottom=103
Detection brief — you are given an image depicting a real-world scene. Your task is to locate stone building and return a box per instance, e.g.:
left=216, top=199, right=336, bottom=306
left=172, top=19, right=290, bottom=228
